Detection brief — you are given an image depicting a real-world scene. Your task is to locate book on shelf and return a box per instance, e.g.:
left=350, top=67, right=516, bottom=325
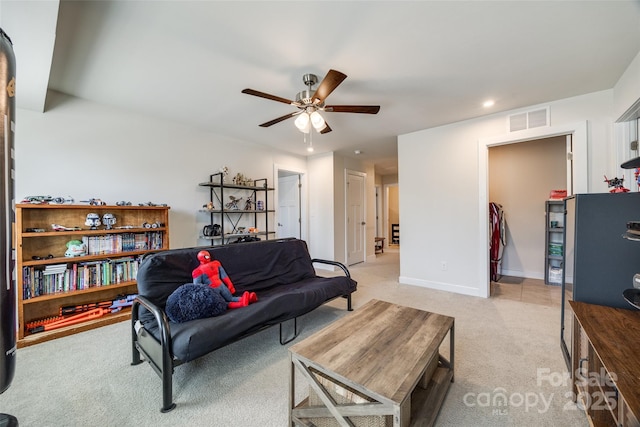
left=22, top=256, right=142, bottom=300
left=80, top=231, right=163, bottom=255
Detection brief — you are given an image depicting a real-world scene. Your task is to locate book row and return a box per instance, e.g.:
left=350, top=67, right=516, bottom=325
left=22, top=256, right=142, bottom=300
left=82, top=232, right=164, bottom=255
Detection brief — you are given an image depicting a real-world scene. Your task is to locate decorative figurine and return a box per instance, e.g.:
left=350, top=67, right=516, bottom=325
left=138, top=202, right=167, bottom=207
left=225, top=196, right=242, bottom=210
left=81, top=198, right=107, bottom=206
left=142, top=221, right=164, bottom=229
left=220, top=166, right=229, bottom=182
left=138, top=201, right=168, bottom=207
left=232, top=173, right=252, bottom=187
left=50, top=196, right=74, bottom=204
left=604, top=175, right=630, bottom=193
left=102, top=213, right=116, bottom=230
left=244, top=197, right=254, bottom=210
left=85, top=213, right=101, bottom=229
left=65, top=240, right=87, bottom=257
left=21, top=195, right=53, bottom=204
left=51, top=224, right=81, bottom=231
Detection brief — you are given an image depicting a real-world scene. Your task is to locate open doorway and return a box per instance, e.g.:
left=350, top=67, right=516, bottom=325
left=277, top=168, right=303, bottom=240
left=478, top=121, right=588, bottom=298
left=386, top=184, right=399, bottom=248
left=488, top=136, right=568, bottom=296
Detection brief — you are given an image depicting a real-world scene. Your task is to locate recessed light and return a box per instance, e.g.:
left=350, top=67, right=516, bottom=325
left=307, top=146, right=314, bottom=153
left=483, top=100, right=495, bottom=108
left=354, top=150, right=362, bottom=155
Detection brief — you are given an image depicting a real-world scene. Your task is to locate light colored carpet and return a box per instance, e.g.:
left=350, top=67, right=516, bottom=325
left=0, top=250, right=587, bottom=426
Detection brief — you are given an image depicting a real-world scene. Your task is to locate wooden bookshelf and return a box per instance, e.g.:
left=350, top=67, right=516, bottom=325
left=15, top=204, right=170, bottom=347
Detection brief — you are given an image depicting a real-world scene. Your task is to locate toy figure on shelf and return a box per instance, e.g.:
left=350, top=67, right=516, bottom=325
left=220, top=166, right=229, bottom=183
left=21, top=195, right=53, bottom=204
left=85, top=213, right=101, bottom=229
left=81, top=198, right=107, bottom=206
left=50, top=196, right=74, bottom=204
left=604, top=175, right=630, bottom=193
left=191, top=250, right=257, bottom=309
left=244, top=197, right=254, bottom=210
left=102, top=213, right=116, bottom=229
left=65, top=239, right=87, bottom=257
left=225, top=195, right=242, bottom=210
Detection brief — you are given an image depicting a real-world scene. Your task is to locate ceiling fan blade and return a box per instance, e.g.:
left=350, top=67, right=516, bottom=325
left=324, top=105, right=380, bottom=114
left=259, top=112, right=298, bottom=127
left=319, top=122, right=332, bottom=134
left=242, top=88, right=295, bottom=105
left=312, top=69, right=347, bottom=104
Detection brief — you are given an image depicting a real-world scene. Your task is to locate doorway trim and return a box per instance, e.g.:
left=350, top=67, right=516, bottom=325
left=477, top=121, right=588, bottom=298
left=274, top=163, right=307, bottom=242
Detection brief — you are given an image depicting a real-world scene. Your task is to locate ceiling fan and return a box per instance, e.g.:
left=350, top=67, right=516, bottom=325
left=241, top=69, right=380, bottom=134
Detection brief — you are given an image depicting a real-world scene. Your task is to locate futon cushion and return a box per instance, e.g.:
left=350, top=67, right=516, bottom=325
left=136, top=239, right=317, bottom=308
left=135, top=238, right=356, bottom=362
left=143, top=275, right=355, bottom=361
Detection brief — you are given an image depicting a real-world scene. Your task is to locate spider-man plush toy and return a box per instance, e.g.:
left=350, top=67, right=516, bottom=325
left=192, top=250, right=257, bottom=309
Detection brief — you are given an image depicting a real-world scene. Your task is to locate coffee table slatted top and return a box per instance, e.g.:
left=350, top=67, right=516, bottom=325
left=289, top=299, right=454, bottom=405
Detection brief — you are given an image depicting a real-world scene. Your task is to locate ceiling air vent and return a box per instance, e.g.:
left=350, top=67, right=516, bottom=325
left=508, top=107, right=549, bottom=132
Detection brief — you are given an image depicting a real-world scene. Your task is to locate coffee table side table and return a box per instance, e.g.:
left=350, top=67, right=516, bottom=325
left=289, top=299, right=454, bottom=427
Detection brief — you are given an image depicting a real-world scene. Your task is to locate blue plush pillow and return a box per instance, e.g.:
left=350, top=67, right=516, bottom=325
left=165, top=283, right=227, bottom=323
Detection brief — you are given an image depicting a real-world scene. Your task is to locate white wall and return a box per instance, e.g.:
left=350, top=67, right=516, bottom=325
left=398, top=90, right=616, bottom=297
left=0, top=0, right=58, bottom=112
left=15, top=92, right=307, bottom=249
left=307, top=152, right=334, bottom=261
left=614, top=50, right=640, bottom=121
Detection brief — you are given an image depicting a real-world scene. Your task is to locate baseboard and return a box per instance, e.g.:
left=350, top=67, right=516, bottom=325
left=399, top=276, right=486, bottom=297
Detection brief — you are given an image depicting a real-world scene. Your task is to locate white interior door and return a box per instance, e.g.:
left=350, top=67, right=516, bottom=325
left=277, top=174, right=300, bottom=239
left=347, top=171, right=365, bottom=265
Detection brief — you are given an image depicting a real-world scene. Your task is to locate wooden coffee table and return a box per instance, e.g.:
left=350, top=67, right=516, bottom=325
left=289, top=299, right=454, bottom=427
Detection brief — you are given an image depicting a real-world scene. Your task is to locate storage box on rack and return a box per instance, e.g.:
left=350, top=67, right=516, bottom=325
left=548, top=266, right=563, bottom=284
left=549, top=189, right=567, bottom=199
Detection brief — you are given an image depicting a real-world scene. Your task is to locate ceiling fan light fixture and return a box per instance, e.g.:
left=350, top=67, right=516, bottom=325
left=242, top=69, right=380, bottom=136
left=294, top=112, right=311, bottom=133
left=310, top=111, right=326, bottom=131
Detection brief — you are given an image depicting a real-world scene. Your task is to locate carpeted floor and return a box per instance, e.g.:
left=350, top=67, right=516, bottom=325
left=0, top=250, right=587, bottom=426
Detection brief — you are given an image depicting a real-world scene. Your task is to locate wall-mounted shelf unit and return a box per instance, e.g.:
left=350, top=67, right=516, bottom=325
left=16, top=204, right=170, bottom=347
left=198, top=172, right=275, bottom=245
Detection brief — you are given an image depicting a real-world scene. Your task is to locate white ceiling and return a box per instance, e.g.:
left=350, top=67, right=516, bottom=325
left=3, top=1, right=640, bottom=175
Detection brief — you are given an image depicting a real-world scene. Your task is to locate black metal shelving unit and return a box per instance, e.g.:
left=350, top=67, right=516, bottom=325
left=198, top=172, right=275, bottom=246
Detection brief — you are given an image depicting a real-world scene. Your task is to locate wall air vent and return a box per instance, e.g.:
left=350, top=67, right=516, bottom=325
left=508, top=107, right=550, bottom=132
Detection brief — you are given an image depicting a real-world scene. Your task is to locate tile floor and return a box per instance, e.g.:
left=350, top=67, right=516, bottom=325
left=491, top=275, right=562, bottom=307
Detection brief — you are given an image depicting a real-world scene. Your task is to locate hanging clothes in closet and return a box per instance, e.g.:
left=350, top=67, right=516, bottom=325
left=489, top=202, right=506, bottom=282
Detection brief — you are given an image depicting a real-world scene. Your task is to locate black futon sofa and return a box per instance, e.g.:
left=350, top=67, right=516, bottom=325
left=131, top=238, right=357, bottom=412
